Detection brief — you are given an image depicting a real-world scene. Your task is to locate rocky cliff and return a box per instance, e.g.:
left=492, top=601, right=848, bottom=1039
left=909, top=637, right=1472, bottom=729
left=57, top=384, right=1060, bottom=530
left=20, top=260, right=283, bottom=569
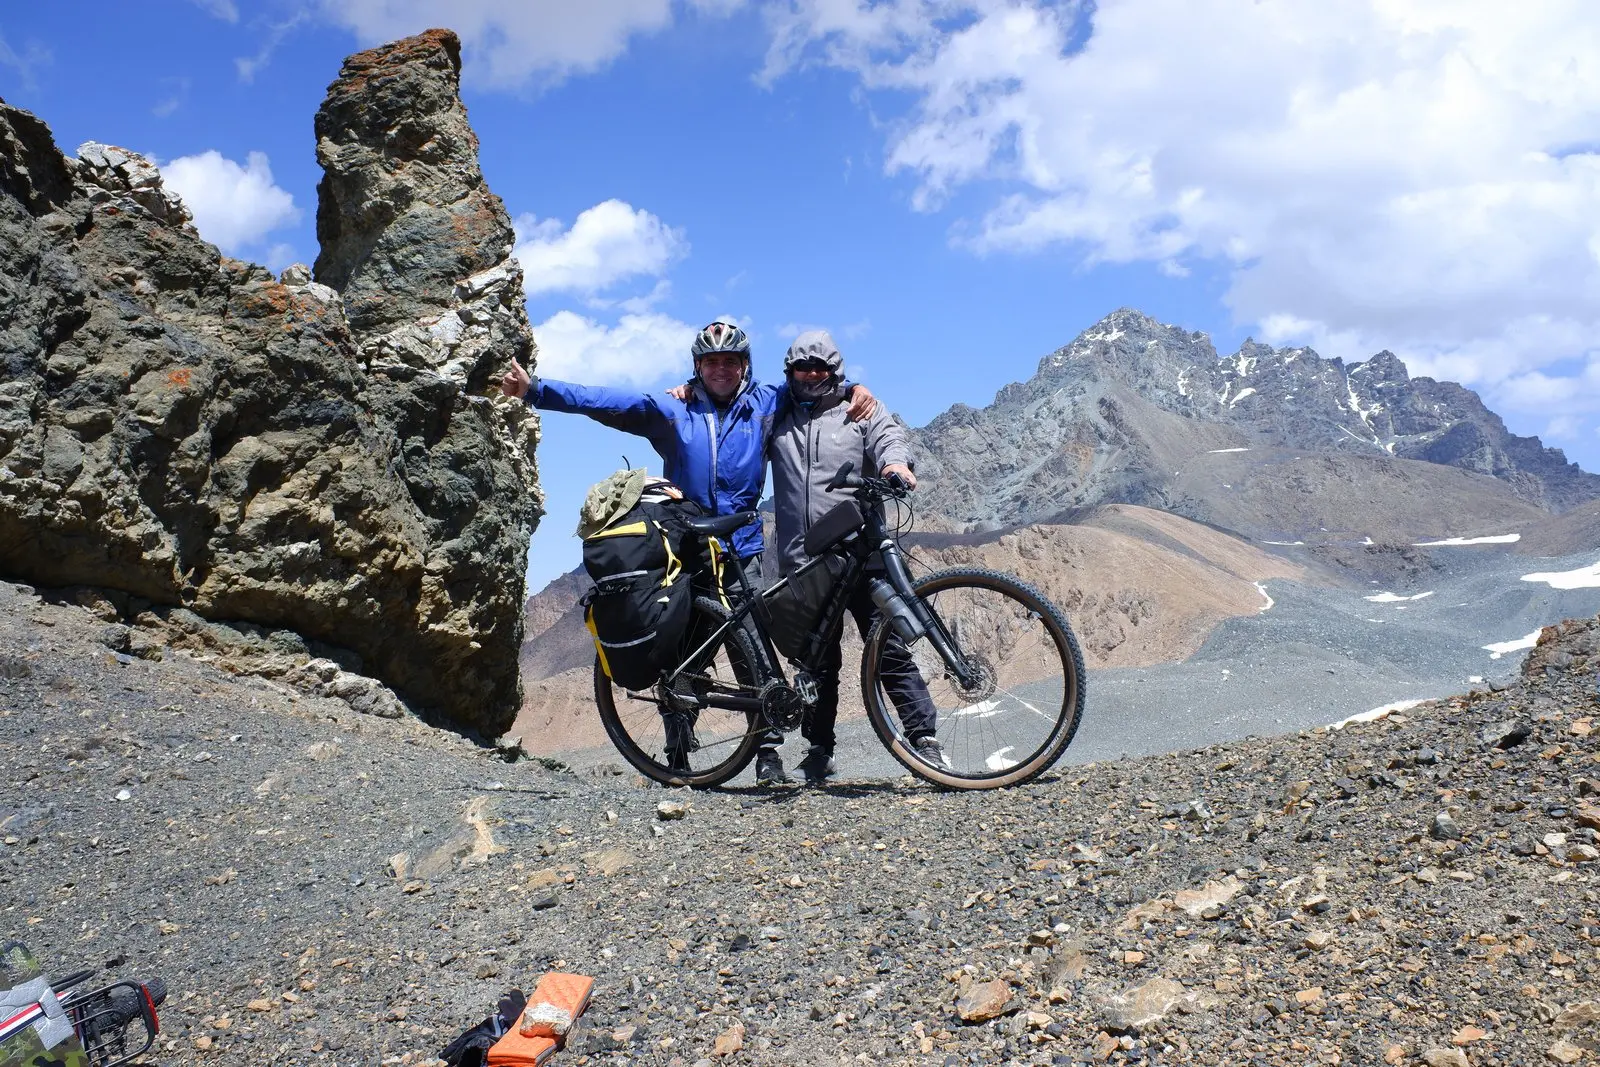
left=0, top=29, right=541, bottom=736
left=915, top=308, right=1599, bottom=530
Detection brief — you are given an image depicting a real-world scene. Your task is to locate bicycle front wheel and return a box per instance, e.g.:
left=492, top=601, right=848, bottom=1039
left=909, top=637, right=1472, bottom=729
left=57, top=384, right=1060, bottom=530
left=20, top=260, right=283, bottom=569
left=594, top=597, right=766, bottom=788
left=861, top=567, right=1085, bottom=789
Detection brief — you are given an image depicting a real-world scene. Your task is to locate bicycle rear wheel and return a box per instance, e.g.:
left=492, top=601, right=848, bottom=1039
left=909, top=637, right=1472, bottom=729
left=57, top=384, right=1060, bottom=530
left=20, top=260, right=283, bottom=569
left=861, top=567, right=1085, bottom=789
left=594, top=597, right=766, bottom=788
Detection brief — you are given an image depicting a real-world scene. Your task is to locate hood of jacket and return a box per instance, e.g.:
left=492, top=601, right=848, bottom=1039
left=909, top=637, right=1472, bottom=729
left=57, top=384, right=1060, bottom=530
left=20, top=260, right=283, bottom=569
left=784, top=330, right=845, bottom=375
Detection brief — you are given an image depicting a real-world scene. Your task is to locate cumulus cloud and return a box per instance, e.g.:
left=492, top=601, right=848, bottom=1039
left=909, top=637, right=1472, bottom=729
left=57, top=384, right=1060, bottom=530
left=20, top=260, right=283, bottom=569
left=319, top=0, right=746, bottom=88
left=533, top=310, right=696, bottom=387
left=513, top=200, right=687, bottom=297
left=767, top=0, right=1600, bottom=444
left=161, top=150, right=301, bottom=253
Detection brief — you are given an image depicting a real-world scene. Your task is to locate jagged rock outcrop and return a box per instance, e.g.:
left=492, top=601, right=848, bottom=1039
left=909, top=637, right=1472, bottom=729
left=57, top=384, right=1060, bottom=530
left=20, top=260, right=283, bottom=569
left=915, top=308, right=1599, bottom=530
left=315, top=28, right=530, bottom=389
left=0, top=27, right=542, bottom=736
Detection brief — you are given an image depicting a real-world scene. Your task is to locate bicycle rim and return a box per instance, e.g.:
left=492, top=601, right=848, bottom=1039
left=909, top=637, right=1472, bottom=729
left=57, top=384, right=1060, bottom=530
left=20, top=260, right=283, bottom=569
left=594, top=603, right=764, bottom=788
left=861, top=567, right=1085, bottom=789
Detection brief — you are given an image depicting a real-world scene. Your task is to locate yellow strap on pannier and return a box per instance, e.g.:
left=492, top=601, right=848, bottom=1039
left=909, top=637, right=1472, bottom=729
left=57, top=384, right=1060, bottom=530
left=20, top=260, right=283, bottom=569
left=705, top=536, right=729, bottom=609
left=586, top=520, right=648, bottom=540
left=660, top=522, right=682, bottom=587
left=584, top=604, right=613, bottom=680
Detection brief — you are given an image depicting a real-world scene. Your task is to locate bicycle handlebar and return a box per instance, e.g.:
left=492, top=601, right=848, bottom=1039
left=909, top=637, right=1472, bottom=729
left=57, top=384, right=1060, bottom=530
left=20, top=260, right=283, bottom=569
left=824, top=461, right=910, bottom=502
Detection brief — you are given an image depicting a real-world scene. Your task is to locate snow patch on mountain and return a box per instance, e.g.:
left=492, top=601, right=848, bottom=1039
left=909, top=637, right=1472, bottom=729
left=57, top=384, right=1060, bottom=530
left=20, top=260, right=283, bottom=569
left=1483, top=631, right=1543, bottom=659
left=1415, top=534, right=1521, bottom=546
left=1521, top=560, right=1600, bottom=590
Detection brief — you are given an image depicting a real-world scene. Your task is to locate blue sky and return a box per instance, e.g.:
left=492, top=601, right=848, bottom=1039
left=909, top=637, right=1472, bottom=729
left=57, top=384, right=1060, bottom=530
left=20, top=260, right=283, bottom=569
left=3, top=2, right=1597, bottom=593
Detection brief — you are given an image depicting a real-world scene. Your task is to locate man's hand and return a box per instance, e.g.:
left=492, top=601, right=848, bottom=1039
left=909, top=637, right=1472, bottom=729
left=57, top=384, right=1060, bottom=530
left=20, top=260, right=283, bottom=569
left=846, top=383, right=880, bottom=421
left=882, top=463, right=917, bottom=490
left=665, top=383, right=691, bottom=403
left=501, top=358, right=532, bottom=400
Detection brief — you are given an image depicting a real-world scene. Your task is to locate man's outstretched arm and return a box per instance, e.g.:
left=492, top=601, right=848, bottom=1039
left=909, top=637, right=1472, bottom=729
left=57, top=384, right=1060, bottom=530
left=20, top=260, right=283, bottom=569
left=503, top=359, right=671, bottom=437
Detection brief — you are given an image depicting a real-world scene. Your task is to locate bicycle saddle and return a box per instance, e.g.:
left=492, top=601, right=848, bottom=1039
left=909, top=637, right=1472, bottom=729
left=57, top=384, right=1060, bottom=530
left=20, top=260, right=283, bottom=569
left=684, top=511, right=759, bottom=538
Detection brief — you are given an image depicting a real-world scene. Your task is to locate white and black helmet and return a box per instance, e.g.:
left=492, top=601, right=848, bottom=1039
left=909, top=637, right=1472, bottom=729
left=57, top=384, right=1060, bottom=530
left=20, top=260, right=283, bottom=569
left=691, top=319, right=751, bottom=360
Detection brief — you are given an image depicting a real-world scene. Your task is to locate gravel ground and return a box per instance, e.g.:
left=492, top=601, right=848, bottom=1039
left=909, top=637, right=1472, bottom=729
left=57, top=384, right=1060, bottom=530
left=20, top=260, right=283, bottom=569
left=3, top=573, right=1599, bottom=1067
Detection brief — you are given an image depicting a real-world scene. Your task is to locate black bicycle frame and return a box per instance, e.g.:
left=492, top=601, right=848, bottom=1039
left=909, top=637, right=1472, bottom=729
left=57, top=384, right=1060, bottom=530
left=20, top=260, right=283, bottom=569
left=655, top=496, right=980, bottom=715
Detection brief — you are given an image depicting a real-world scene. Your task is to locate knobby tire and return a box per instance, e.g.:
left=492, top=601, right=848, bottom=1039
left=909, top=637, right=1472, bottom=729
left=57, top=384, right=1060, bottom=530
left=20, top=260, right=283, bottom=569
left=860, top=567, right=1086, bottom=789
left=594, top=596, right=765, bottom=788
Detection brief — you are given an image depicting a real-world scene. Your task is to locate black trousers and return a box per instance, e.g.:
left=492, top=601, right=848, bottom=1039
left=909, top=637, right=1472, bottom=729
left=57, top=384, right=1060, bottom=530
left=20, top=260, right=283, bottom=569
left=800, top=583, right=937, bottom=754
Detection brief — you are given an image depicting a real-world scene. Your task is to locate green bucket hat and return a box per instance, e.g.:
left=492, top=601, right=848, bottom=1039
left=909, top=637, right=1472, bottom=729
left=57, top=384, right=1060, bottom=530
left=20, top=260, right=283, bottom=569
left=576, top=468, right=649, bottom=539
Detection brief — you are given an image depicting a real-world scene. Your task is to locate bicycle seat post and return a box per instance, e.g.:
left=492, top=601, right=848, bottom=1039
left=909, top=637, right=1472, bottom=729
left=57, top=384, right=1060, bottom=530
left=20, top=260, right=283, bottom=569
left=723, top=543, right=757, bottom=601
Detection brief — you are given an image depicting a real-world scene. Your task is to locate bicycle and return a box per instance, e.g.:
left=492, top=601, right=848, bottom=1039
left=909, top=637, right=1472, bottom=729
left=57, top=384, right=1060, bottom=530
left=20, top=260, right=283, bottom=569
left=1, top=941, right=165, bottom=1067
left=592, top=461, right=1086, bottom=790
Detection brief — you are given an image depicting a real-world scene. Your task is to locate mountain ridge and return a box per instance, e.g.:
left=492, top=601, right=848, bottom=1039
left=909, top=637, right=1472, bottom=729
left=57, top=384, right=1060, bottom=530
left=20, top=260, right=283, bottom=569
left=913, top=308, right=1598, bottom=530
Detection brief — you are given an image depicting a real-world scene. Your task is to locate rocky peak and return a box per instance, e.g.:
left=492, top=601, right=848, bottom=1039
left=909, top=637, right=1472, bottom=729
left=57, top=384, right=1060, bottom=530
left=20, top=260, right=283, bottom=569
left=1040, top=308, right=1216, bottom=376
left=314, top=27, right=528, bottom=389
left=0, top=101, right=75, bottom=214
left=75, top=142, right=193, bottom=227
left=913, top=310, right=1600, bottom=528
left=1349, top=349, right=1410, bottom=387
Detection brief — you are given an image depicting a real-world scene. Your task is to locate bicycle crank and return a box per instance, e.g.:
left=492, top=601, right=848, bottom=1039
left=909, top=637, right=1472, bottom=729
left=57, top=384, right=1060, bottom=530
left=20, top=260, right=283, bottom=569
left=759, top=680, right=805, bottom=731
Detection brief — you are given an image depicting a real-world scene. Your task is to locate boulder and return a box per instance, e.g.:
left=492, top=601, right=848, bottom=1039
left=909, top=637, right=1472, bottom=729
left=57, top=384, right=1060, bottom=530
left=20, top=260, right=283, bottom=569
left=0, top=28, right=542, bottom=736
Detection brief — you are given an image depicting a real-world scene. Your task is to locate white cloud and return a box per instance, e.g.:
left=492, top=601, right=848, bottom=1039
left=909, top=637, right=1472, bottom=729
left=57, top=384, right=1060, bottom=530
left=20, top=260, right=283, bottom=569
left=774, top=322, right=827, bottom=341
left=319, top=0, right=746, bottom=88
left=0, top=30, right=51, bottom=92
left=160, top=150, right=301, bottom=253
left=513, top=200, right=687, bottom=297
left=767, top=0, right=1600, bottom=446
left=151, top=77, right=190, bottom=118
left=234, top=14, right=307, bottom=83
left=190, top=0, right=239, bottom=22
left=532, top=310, right=696, bottom=387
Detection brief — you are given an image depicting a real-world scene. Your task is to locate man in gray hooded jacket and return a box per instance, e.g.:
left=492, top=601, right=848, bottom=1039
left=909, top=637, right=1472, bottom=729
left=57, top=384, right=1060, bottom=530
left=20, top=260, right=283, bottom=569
left=765, top=329, right=943, bottom=784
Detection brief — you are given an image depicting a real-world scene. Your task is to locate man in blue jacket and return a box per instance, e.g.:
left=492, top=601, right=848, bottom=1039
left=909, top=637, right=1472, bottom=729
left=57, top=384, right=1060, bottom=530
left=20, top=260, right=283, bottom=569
left=500, top=320, right=875, bottom=783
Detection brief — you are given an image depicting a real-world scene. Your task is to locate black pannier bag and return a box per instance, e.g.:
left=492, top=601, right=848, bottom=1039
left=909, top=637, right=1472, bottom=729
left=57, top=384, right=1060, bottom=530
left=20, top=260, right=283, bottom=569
left=764, top=553, right=851, bottom=661
left=764, top=496, right=866, bottom=661
left=581, top=479, right=707, bottom=691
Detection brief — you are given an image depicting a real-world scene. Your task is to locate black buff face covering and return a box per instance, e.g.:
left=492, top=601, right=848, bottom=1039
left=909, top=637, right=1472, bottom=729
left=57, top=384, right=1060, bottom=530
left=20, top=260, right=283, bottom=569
left=791, top=376, right=838, bottom=404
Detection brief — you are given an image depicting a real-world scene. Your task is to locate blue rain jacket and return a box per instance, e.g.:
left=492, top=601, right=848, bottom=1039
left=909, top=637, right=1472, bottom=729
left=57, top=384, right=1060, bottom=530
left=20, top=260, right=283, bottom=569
left=529, top=377, right=781, bottom=558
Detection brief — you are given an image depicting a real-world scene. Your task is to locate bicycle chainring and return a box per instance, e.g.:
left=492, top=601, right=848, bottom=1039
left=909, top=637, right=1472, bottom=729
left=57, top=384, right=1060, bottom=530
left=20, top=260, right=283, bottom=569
left=760, top=680, right=805, bottom=731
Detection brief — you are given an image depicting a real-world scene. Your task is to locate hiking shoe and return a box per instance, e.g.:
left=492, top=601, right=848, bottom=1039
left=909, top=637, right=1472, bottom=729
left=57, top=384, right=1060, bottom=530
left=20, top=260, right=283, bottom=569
left=911, top=735, right=951, bottom=770
left=754, top=751, right=791, bottom=785
left=797, top=745, right=837, bottom=784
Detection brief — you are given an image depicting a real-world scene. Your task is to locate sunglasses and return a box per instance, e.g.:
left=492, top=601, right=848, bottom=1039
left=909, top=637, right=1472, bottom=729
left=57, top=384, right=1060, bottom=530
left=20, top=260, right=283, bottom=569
left=788, top=360, right=831, bottom=373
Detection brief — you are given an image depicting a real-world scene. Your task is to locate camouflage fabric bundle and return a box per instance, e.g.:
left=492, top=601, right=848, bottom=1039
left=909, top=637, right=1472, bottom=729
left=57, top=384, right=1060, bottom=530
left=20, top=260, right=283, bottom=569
left=0, top=942, right=87, bottom=1067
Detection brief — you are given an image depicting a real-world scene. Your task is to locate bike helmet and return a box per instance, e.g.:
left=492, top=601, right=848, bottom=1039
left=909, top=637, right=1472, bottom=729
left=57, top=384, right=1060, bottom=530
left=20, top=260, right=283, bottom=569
left=691, top=319, right=751, bottom=360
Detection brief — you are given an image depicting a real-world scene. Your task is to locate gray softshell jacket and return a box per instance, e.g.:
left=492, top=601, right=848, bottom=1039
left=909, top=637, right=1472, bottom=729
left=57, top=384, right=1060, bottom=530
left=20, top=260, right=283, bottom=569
left=768, top=331, right=915, bottom=575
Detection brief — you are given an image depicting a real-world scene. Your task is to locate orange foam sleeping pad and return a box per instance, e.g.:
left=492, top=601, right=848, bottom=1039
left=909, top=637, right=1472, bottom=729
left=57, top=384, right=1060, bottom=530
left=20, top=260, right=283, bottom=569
left=485, top=1030, right=556, bottom=1067
left=516, top=973, right=594, bottom=1039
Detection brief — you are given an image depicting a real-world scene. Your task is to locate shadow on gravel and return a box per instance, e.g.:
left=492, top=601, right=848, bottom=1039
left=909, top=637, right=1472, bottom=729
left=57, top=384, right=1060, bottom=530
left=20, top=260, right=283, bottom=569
left=719, top=779, right=945, bottom=802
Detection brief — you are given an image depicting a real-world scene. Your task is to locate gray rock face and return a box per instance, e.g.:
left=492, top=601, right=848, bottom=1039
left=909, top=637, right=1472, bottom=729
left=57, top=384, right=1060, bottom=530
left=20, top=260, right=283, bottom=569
left=915, top=307, right=1599, bottom=528
left=0, top=30, right=542, bottom=737
left=314, top=29, right=531, bottom=391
